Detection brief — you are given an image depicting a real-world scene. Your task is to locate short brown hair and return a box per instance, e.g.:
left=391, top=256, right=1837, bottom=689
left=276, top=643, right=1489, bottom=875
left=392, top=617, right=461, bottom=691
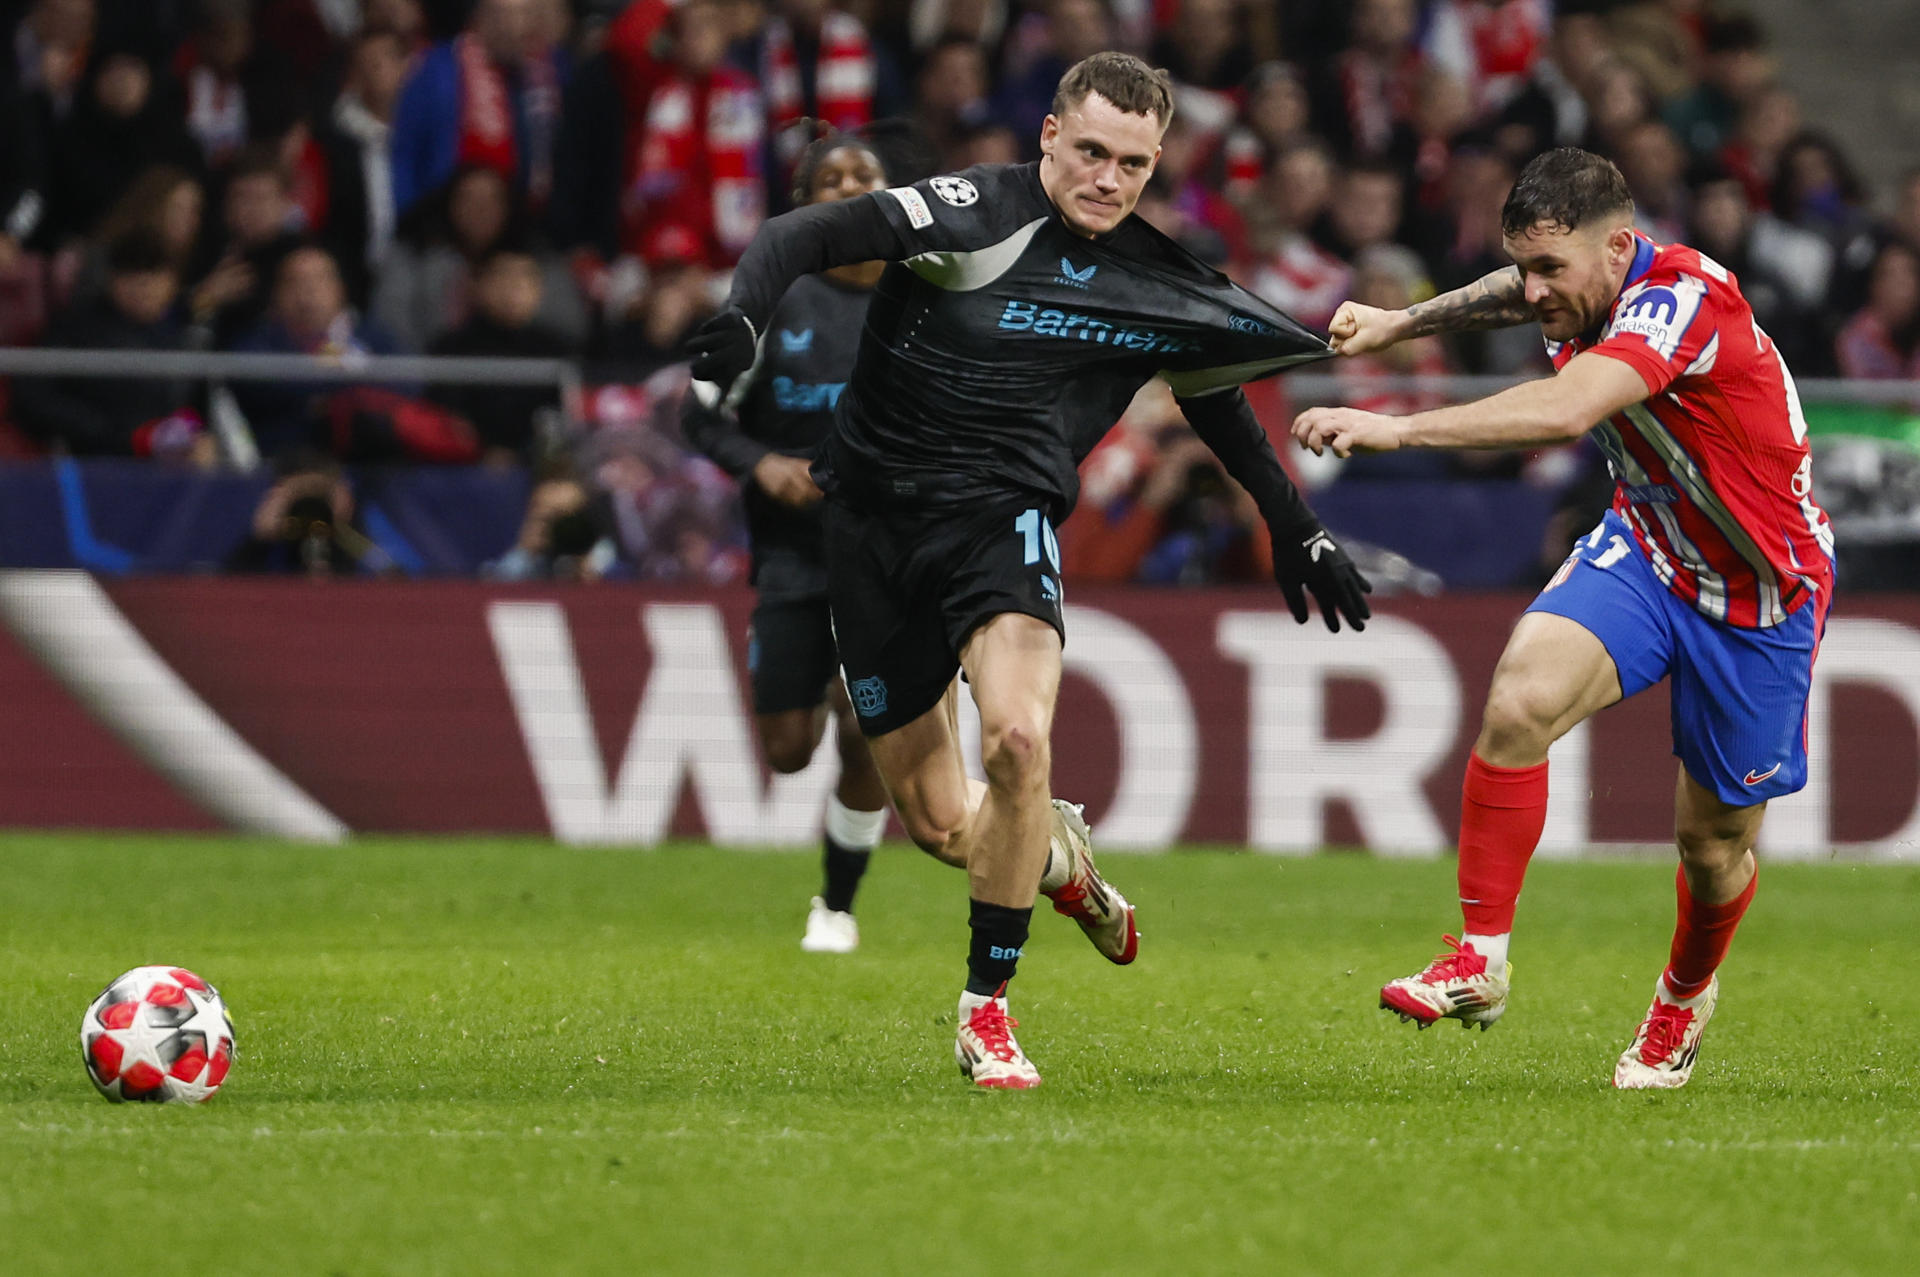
left=1052, top=52, right=1175, bottom=130
left=1501, top=147, right=1633, bottom=238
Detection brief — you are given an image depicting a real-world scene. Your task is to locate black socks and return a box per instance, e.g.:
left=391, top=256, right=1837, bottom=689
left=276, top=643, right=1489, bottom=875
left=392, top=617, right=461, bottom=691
left=965, top=899, right=1033, bottom=996
left=820, top=838, right=870, bottom=914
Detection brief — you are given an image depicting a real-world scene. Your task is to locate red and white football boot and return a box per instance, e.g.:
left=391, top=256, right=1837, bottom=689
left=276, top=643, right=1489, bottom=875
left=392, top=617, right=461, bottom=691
left=1379, top=935, right=1512, bottom=1030
left=1613, top=975, right=1718, bottom=1089
left=1041, top=799, right=1138, bottom=965
left=955, top=984, right=1041, bottom=1089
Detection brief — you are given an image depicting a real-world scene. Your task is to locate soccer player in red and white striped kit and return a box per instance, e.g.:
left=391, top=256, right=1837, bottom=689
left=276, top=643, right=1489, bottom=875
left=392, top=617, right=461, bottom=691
left=1295, top=147, right=1834, bottom=1089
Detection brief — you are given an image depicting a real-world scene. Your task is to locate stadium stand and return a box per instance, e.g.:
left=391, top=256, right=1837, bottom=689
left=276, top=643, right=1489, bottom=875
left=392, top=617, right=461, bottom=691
left=0, top=0, right=1915, bottom=588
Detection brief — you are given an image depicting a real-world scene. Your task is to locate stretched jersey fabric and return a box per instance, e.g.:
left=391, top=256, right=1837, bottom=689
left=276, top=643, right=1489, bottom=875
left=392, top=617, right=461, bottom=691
left=1551, top=234, right=1835, bottom=629
left=682, top=272, right=868, bottom=597
left=726, top=161, right=1332, bottom=524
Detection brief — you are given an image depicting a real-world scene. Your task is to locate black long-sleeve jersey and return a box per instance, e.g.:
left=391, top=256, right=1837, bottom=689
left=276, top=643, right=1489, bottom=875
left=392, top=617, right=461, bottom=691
left=683, top=272, right=870, bottom=597
left=726, top=161, right=1333, bottom=528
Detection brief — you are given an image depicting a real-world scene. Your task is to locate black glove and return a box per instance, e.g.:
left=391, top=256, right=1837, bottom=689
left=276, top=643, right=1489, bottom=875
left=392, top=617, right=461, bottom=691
left=683, top=306, right=758, bottom=387
left=1271, top=524, right=1373, bottom=632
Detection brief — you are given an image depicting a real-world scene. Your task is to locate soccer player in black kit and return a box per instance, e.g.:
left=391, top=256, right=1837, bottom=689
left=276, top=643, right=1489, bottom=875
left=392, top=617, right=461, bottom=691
left=682, top=133, right=896, bottom=955
left=689, top=53, right=1372, bottom=1088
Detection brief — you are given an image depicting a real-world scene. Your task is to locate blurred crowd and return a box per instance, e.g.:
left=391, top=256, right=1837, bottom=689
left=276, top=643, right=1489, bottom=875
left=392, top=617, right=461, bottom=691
left=0, top=0, right=1916, bottom=583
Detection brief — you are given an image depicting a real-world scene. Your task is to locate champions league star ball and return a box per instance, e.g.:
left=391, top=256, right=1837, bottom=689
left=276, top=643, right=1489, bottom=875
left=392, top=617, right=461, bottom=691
left=80, top=966, right=236, bottom=1103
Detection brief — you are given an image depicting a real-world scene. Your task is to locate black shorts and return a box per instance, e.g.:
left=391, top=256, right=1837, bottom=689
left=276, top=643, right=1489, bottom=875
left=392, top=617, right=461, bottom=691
left=825, top=494, right=1066, bottom=737
left=747, top=593, right=841, bottom=716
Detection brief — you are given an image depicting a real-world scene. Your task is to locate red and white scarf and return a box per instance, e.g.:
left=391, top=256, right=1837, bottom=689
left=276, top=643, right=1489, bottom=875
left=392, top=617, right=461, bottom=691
left=623, top=66, right=766, bottom=264
left=762, top=11, right=874, bottom=165
left=453, top=33, right=560, bottom=206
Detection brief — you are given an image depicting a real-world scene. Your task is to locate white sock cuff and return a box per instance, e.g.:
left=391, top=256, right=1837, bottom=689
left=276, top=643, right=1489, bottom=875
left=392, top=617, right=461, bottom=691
left=1462, top=932, right=1510, bottom=968
left=825, top=796, right=887, bottom=849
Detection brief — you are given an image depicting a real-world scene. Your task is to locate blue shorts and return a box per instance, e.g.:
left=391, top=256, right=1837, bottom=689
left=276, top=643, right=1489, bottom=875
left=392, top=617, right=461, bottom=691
left=1527, top=511, right=1826, bottom=807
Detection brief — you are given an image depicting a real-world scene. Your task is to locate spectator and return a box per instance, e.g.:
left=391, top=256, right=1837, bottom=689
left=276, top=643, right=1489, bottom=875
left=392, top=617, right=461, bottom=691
left=9, top=0, right=95, bottom=108
left=1136, top=432, right=1270, bottom=586
left=316, top=27, right=411, bottom=303
left=12, top=227, right=209, bottom=461
left=66, top=164, right=204, bottom=310
left=0, top=18, right=59, bottom=259
left=189, top=146, right=304, bottom=345
left=1775, top=132, right=1882, bottom=312
left=46, top=39, right=198, bottom=242
left=428, top=247, right=578, bottom=463
left=1718, top=84, right=1799, bottom=210
left=994, top=0, right=1110, bottom=148
left=604, top=0, right=764, bottom=267
left=587, top=422, right=742, bottom=581
left=754, top=0, right=878, bottom=174
left=948, top=122, right=1022, bottom=169
left=1244, top=141, right=1349, bottom=332
left=639, top=490, right=750, bottom=583
left=364, top=0, right=428, bottom=48
left=1422, top=0, right=1551, bottom=124
left=1493, top=11, right=1608, bottom=160
left=1892, top=167, right=1920, bottom=252
left=1398, top=65, right=1473, bottom=213
left=1580, top=56, right=1656, bottom=156
left=174, top=0, right=254, bottom=171
left=912, top=35, right=993, bottom=171
left=592, top=233, right=716, bottom=377
left=1664, top=13, right=1774, bottom=162
left=1155, top=0, right=1256, bottom=90
left=1221, top=62, right=1313, bottom=202
left=229, top=243, right=402, bottom=456
left=485, top=471, right=616, bottom=580
left=1324, top=161, right=1405, bottom=261
left=1687, top=169, right=1826, bottom=372
left=906, top=0, right=1007, bottom=55
left=1836, top=241, right=1920, bottom=382
left=375, top=162, right=587, bottom=352
left=1604, top=0, right=1706, bottom=103
left=388, top=0, right=563, bottom=220
left=1617, top=118, right=1689, bottom=246
left=1132, top=112, right=1244, bottom=265
left=226, top=453, right=392, bottom=575
left=1315, top=0, right=1422, bottom=163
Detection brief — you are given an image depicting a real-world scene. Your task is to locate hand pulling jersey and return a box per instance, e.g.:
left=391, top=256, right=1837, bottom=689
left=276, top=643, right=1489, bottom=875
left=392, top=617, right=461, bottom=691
left=1552, top=234, right=1836, bottom=628
left=727, top=161, right=1333, bottom=524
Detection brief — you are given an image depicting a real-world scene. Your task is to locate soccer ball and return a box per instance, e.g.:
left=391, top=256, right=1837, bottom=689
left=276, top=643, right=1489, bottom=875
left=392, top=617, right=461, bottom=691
left=80, top=966, right=236, bottom=1103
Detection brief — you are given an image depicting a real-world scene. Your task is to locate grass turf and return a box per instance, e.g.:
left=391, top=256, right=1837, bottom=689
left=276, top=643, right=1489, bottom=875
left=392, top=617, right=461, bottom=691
left=2, top=835, right=1916, bottom=1276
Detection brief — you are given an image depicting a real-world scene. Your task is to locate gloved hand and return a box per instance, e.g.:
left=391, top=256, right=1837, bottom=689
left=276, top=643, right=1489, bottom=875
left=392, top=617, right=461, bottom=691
left=1271, top=523, right=1373, bottom=632
left=682, top=306, right=758, bottom=388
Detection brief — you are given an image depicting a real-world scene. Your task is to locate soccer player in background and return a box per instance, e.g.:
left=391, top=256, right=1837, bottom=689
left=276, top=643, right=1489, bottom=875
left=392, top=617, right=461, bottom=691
left=681, top=132, right=895, bottom=955
left=1294, top=147, right=1835, bottom=1089
left=689, top=53, right=1371, bottom=1088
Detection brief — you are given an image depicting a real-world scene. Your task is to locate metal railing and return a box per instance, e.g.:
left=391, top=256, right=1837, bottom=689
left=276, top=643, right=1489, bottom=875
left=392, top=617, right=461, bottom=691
left=2, top=346, right=1915, bottom=407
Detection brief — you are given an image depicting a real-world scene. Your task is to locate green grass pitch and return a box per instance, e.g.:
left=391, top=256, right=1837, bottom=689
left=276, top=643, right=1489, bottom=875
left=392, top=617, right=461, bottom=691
left=3, top=834, right=1917, bottom=1275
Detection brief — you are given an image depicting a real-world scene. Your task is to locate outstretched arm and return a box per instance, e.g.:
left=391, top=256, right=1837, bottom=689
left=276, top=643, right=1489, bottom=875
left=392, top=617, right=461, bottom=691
left=1292, top=350, right=1649, bottom=457
left=1329, top=266, right=1533, bottom=356
left=687, top=194, right=907, bottom=387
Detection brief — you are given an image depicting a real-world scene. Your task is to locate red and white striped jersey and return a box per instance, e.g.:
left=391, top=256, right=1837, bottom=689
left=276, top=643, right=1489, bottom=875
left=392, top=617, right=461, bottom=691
left=1549, top=234, right=1835, bottom=628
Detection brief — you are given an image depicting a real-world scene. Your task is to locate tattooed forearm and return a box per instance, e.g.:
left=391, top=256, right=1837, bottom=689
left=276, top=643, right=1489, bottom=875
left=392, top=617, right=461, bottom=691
left=1402, top=266, right=1533, bottom=337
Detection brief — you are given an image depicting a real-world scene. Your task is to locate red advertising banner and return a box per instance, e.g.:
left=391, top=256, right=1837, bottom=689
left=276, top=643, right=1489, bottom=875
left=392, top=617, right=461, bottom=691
left=1, top=572, right=1915, bottom=857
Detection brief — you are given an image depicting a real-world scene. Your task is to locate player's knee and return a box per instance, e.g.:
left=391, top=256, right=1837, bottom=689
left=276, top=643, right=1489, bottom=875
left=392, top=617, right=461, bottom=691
left=981, top=720, right=1049, bottom=791
left=758, top=723, right=817, bottom=774
left=1676, top=820, right=1749, bottom=871
left=1479, top=679, right=1563, bottom=758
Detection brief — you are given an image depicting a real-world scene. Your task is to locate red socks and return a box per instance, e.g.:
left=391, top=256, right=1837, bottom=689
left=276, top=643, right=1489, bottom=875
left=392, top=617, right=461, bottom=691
left=1664, top=865, right=1757, bottom=1000
left=1456, top=752, right=1550, bottom=935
